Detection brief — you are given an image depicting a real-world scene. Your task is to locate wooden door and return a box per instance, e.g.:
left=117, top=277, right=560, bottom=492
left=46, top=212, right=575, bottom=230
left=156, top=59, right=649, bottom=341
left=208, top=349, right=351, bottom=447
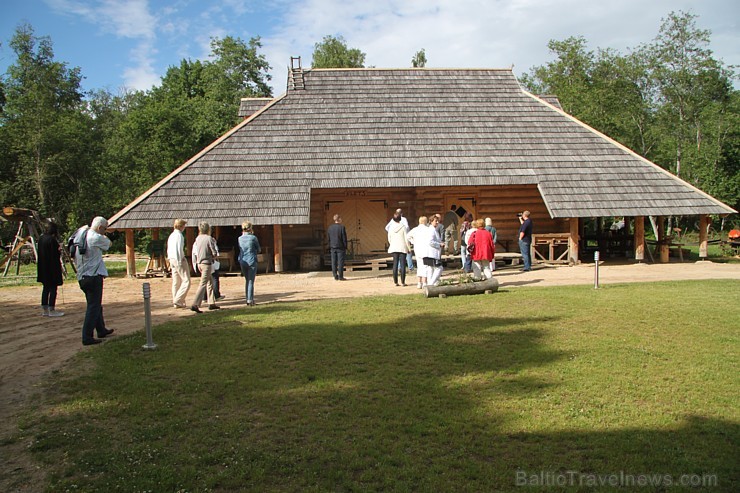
left=326, top=199, right=387, bottom=256
left=444, top=195, right=477, bottom=220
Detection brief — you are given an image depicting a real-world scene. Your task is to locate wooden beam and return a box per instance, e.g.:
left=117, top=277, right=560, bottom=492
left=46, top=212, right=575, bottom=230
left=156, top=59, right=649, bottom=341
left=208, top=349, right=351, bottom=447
left=125, top=229, right=136, bottom=277
left=699, top=215, right=710, bottom=259
left=657, top=217, right=669, bottom=263
left=273, top=225, right=283, bottom=272
left=634, top=216, right=645, bottom=262
left=425, top=277, right=499, bottom=298
left=185, top=227, right=196, bottom=274
left=151, top=228, right=160, bottom=269
left=568, top=218, right=579, bottom=264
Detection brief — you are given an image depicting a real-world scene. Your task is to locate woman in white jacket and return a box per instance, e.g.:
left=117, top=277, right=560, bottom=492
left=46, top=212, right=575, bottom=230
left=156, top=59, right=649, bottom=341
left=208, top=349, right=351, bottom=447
left=387, top=214, right=411, bottom=286
left=407, top=216, right=429, bottom=288
left=424, top=215, right=445, bottom=286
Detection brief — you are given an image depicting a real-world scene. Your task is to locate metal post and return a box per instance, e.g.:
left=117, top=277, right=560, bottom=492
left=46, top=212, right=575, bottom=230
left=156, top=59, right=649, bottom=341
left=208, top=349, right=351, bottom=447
left=594, top=251, right=600, bottom=289
left=142, top=282, right=157, bottom=350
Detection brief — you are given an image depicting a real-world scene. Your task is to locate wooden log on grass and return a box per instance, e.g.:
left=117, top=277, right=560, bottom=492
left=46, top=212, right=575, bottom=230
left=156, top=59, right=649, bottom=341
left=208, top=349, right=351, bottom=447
left=424, top=277, right=499, bottom=298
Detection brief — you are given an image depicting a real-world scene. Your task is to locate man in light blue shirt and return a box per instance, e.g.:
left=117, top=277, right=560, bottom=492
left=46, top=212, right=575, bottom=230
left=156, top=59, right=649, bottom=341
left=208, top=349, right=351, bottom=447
left=75, top=216, right=115, bottom=345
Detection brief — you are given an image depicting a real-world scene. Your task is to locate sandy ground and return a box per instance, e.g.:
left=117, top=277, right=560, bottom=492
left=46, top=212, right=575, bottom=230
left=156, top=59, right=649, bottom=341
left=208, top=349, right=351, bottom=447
left=1, top=259, right=738, bottom=490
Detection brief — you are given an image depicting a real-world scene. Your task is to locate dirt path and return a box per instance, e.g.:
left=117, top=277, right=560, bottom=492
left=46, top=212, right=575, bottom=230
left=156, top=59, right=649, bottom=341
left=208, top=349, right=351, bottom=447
left=1, top=260, right=738, bottom=490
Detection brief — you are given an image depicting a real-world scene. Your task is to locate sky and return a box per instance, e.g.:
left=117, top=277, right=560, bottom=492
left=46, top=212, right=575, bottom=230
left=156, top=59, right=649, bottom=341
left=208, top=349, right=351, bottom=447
left=1, top=0, right=738, bottom=97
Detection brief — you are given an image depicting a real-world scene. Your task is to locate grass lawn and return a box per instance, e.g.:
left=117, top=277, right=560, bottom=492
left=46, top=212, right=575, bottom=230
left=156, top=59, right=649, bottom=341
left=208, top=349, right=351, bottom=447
left=12, top=280, right=740, bottom=491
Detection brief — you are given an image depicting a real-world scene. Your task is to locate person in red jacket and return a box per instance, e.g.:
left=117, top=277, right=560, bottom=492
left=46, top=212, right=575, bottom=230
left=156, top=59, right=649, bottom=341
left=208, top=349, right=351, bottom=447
left=467, top=218, right=495, bottom=281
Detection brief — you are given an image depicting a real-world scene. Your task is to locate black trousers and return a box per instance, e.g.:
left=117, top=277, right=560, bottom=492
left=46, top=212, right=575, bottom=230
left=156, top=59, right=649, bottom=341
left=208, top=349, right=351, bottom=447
left=41, top=282, right=59, bottom=308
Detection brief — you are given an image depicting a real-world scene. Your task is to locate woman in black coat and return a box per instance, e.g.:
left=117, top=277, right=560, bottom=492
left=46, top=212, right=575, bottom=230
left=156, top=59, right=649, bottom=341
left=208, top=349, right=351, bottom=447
left=37, top=222, right=65, bottom=317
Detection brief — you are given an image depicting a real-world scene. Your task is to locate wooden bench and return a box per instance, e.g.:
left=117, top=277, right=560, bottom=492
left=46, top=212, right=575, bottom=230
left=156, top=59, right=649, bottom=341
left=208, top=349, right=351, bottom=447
left=344, top=257, right=392, bottom=272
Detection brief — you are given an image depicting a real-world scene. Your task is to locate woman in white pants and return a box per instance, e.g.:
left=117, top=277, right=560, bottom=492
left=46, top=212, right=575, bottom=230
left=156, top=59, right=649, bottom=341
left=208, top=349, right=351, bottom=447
left=424, top=215, right=445, bottom=286
left=408, top=216, right=429, bottom=288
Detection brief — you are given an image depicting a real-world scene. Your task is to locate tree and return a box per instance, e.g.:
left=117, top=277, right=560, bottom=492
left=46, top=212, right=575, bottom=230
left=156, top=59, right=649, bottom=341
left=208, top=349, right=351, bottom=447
left=101, top=35, right=273, bottom=211
left=0, top=23, right=89, bottom=227
left=521, top=11, right=739, bottom=218
left=311, top=35, right=366, bottom=68
left=412, top=49, right=427, bottom=68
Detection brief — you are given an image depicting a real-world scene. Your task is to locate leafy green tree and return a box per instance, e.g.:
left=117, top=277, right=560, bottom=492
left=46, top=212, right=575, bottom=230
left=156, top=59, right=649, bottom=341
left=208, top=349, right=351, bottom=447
left=412, top=49, right=427, bottom=68
left=101, top=35, right=273, bottom=212
left=521, top=11, right=738, bottom=218
left=311, top=35, right=366, bottom=68
left=0, top=23, right=90, bottom=227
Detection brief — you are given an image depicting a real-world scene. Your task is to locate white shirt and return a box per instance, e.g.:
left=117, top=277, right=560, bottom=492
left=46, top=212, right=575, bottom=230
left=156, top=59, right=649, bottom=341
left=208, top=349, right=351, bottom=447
left=167, top=229, right=186, bottom=262
left=75, top=228, right=111, bottom=279
left=408, top=224, right=429, bottom=259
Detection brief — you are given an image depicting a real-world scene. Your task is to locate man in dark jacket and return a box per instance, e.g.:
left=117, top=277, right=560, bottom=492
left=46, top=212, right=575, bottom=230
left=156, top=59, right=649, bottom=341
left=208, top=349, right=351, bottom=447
left=327, top=214, right=348, bottom=280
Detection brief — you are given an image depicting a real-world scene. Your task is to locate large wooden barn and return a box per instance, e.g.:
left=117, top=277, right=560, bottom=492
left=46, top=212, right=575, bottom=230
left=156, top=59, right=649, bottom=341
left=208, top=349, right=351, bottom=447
left=108, top=66, right=735, bottom=275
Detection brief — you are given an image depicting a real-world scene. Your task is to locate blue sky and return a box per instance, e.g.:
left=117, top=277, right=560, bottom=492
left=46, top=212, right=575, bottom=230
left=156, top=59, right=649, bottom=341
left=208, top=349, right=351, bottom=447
left=1, top=0, right=738, bottom=96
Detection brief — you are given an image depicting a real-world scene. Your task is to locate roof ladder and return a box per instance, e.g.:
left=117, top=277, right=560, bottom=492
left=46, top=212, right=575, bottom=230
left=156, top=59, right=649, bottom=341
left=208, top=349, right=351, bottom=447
left=289, top=56, right=305, bottom=91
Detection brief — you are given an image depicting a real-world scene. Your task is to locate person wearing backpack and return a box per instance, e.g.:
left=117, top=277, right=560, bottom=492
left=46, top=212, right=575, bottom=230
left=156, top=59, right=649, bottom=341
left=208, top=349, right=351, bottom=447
left=75, top=216, right=115, bottom=346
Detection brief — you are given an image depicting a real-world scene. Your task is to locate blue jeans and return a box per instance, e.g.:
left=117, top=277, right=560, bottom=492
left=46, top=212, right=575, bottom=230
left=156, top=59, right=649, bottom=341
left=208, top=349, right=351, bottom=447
left=406, top=252, right=414, bottom=270
left=79, top=275, right=106, bottom=342
left=331, top=248, right=346, bottom=279
left=392, top=252, right=407, bottom=285
left=519, top=239, right=532, bottom=271
left=240, top=261, right=257, bottom=303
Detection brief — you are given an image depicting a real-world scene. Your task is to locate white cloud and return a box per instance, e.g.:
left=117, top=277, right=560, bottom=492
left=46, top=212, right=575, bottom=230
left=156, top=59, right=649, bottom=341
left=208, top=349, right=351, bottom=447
left=45, top=0, right=159, bottom=90
left=259, top=0, right=740, bottom=94
left=46, top=0, right=156, bottom=39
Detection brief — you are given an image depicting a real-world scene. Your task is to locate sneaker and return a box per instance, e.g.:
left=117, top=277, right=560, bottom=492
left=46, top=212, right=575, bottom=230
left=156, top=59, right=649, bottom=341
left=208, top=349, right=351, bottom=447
left=173, top=303, right=186, bottom=309
left=82, top=339, right=102, bottom=346
left=216, top=295, right=226, bottom=301
left=47, top=309, right=65, bottom=317
left=41, top=306, right=49, bottom=317
left=416, top=282, right=422, bottom=289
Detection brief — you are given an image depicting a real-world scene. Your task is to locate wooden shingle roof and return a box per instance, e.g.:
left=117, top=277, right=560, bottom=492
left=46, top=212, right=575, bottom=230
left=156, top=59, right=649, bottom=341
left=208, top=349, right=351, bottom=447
left=109, top=68, right=735, bottom=229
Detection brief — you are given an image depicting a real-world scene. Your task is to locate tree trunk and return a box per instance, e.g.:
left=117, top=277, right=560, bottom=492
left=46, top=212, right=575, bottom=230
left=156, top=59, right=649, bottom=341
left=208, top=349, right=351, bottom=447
left=424, top=278, right=499, bottom=298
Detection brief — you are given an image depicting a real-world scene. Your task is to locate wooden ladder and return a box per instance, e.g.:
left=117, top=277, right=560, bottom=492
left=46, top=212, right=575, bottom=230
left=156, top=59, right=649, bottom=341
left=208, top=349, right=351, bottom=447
left=289, top=56, right=305, bottom=90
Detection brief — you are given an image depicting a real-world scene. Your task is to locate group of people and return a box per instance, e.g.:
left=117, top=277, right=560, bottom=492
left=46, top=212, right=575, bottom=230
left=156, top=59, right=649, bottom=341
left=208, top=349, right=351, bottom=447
left=35, top=217, right=118, bottom=345
left=326, top=207, right=533, bottom=286
left=36, top=216, right=262, bottom=346
left=168, top=219, right=261, bottom=313
left=37, top=209, right=533, bottom=345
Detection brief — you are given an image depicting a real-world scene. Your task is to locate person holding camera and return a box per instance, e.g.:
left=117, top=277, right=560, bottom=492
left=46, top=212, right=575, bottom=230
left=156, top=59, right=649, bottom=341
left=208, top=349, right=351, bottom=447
left=75, top=216, right=115, bottom=345
left=518, top=211, right=533, bottom=272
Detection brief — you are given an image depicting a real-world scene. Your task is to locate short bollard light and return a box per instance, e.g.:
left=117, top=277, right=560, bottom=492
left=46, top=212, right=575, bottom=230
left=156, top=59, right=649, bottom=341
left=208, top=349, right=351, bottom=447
left=142, top=282, right=157, bottom=350
left=594, top=251, right=600, bottom=289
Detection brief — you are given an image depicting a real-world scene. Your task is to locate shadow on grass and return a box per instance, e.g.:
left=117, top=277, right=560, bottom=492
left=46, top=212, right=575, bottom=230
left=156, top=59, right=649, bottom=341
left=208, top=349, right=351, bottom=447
left=20, top=301, right=740, bottom=492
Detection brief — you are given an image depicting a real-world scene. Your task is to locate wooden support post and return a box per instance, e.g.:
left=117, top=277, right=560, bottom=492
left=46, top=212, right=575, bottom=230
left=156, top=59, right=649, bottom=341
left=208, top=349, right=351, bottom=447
left=125, top=229, right=136, bottom=277
left=185, top=227, right=196, bottom=274
left=151, top=228, right=160, bottom=269
left=657, top=216, right=669, bottom=263
left=634, top=216, right=645, bottom=262
left=568, top=218, right=579, bottom=264
left=273, top=225, right=283, bottom=273
left=699, top=215, right=710, bottom=260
